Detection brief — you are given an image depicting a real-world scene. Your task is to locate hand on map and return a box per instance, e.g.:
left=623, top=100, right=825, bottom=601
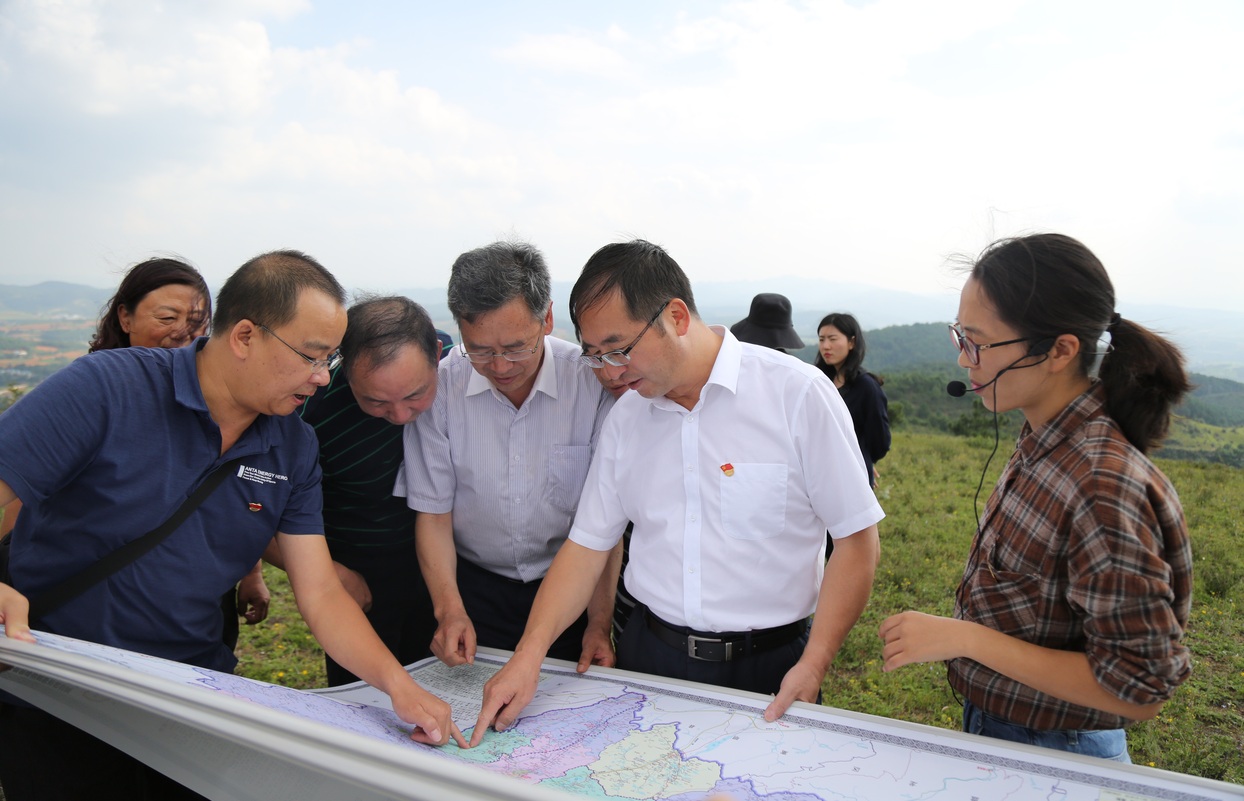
left=393, top=683, right=467, bottom=748
left=764, top=657, right=824, bottom=721
left=470, top=651, right=542, bottom=747
left=878, top=611, right=967, bottom=671
left=0, top=584, right=35, bottom=647
left=431, top=610, right=477, bottom=667
left=577, top=624, right=616, bottom=673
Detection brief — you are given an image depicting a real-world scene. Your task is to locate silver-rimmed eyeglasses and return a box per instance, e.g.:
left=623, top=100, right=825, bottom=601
left=578, top=300, right=669, bottom=369
left=948, top=323, right=1031, bottom=367
left=459, top=335, right=542, bottom=364
left=259, top=324, right=343, bottom=373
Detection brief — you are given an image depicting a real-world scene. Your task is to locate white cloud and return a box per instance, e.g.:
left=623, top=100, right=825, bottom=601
left=0, top=0, right=1242, bottom=314
left=496, top=33, right=631, bottom=78
left=3, top=2, right=278, bottom=116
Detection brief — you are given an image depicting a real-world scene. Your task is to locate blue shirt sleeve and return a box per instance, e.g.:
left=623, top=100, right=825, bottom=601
left=0, top=355, right=114, bottom=506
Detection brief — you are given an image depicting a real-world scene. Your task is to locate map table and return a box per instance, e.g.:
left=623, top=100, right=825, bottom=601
left=1, top=627, right=1240, bottom=801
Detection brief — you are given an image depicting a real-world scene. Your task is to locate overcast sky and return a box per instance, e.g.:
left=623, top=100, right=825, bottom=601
left=1, top=0, right=1242, bottom=313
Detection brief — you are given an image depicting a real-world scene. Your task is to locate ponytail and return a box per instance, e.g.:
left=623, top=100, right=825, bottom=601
left=968, top=234, right=1192, bottom=454
left=1097, top=316, right=1191, bottom=454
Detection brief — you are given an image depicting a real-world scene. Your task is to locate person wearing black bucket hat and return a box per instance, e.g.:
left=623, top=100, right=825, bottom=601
left=730, top=293, right=805, bottom=352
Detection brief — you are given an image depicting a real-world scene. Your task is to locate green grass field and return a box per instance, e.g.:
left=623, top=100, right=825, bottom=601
left=236, top=429, right=1243, bottom=784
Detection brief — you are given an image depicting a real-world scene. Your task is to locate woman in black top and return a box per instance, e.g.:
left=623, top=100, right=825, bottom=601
left=815, top=313, right=890, bottom=488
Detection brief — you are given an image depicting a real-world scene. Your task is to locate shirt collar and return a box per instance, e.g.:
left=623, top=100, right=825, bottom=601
left=172, top=336, right=211, bottom=414
left=465, top=335, right=559, bottom=403
left=175, top=336, right=276, bottom=452
left=1016, top=381, right=1107, bottom=463
left=705, top=325, right=741, bottom=395
left=648, top=325, right=737, bottom=413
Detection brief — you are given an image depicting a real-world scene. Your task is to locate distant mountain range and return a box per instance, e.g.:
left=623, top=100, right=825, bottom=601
left=3, top=280, right=1241, bottom=457
left=3, top=278, right=1242, bottom=381
left=0, top=281, right=115, bottom=319
left=421, top=278, right=1244, bottom=382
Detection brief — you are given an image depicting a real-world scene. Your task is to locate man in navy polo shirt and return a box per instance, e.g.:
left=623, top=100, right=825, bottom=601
left=0, top=251, right=462, bottom=801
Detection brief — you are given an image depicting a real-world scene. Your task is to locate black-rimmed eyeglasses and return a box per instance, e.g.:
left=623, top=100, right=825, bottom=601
left=259, top=324, right=343, bottom=373
left=578, top=301, right=669, bottom=369
left=948, top=323, right=1031, bottom=367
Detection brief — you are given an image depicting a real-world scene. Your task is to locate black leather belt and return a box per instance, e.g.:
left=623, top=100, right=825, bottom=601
left=645, top=612, right=804, bottom=662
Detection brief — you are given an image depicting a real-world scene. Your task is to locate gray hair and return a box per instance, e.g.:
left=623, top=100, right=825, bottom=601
left=447, top=240, right=551, bottom=325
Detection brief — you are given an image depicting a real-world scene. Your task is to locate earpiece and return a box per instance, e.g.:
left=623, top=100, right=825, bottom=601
left=1026, top=337, right=1056, bottom=357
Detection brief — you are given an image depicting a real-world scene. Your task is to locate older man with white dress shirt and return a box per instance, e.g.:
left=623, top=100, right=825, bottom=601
left=397, top=240, right=619, bottom=671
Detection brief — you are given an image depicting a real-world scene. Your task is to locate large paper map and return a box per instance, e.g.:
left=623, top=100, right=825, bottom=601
left=1, top=628, right=1240, bottom=801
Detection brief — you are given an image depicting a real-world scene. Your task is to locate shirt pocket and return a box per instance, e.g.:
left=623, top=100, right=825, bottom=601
left=546, top=444, right=592, bottom=513
left=968, top=566, right=1040, bottom=638
left=720, top=463, right=787, bottom=540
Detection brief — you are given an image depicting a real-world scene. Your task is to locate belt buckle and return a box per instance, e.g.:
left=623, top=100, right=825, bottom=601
left=686, top=634, right=732, bottom=662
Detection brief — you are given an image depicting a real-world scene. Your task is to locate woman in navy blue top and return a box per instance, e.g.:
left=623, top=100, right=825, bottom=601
left=814, top=313, right=891, bottom=488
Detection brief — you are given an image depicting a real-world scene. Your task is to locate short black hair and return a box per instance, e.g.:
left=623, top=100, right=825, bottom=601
left=342, top=296, right=439, bottom=380
left=213, top=250, right=345, bottom=334
left=569, top=240, right=696, bottom=338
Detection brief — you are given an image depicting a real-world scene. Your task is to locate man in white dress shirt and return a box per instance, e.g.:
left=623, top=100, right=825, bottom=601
left=472, top=240, right=883, bottom=745
left=398, top=240, right=620, bottom=671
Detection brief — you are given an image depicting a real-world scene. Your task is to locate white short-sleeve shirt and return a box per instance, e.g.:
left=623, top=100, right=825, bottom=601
left=398, top=335, right=614, bottom=582
left=569, top=327, right=884, bottom=631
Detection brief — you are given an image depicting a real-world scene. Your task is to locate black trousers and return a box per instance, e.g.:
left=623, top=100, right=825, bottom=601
left=611, top=523, right=637, bottom=642
left=220, top=587, right=240, bottom=652
left=0, top=703, right=206, bottom=801
left=616, top=605, right=812, bottom=699
left=326, top=547, right=436, bottom=686
left=456, top=557, right=588, bottom=662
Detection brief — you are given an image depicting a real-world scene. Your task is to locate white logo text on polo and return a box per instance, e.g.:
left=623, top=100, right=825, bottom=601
left=236, top=465, right=289, bottom=486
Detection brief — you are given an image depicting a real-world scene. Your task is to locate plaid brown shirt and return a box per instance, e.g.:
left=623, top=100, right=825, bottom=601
left=949, top=383, right=1192, bottom=731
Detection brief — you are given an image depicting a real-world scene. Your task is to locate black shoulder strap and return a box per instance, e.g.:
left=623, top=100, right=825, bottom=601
left=27, top=457, right=245, bottom=621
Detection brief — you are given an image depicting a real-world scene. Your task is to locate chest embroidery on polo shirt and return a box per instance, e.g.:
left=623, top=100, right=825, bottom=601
left=236, top=464, right=289, bottom=486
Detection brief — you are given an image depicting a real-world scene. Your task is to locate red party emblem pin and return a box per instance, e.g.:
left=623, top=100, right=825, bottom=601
left=720, top=463, right=734, bottom=477
left=247, top=502, right=263, bottom=512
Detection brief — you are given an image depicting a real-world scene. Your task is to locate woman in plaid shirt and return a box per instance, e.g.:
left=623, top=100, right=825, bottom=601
left=879, top=233, right=1193, bottom=762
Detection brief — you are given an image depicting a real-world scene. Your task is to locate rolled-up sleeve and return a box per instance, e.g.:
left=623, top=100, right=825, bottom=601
left=1068, top=461, right=1192, bottom=705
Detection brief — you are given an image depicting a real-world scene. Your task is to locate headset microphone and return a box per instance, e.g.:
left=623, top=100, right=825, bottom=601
left=946, top=373, right=1001, bottom=398
left=946, top=338, right=1055, bottom=398
left=947, top=337, right=1055, bottom=547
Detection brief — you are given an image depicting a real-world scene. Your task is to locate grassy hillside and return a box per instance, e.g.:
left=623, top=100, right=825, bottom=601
left=236, top=429, right=1243, bottom=784
left=1181, top=375, right=1244, bottom=428
left=1163, top=417, right=1244, bottom=468
left=788, top=321, right=1244, bottom=467
left=878, top=370, right=1244, bottom=467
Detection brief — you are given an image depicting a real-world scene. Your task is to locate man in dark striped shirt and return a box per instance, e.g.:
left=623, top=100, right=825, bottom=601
left=298, top=296, right=451, bottom=685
